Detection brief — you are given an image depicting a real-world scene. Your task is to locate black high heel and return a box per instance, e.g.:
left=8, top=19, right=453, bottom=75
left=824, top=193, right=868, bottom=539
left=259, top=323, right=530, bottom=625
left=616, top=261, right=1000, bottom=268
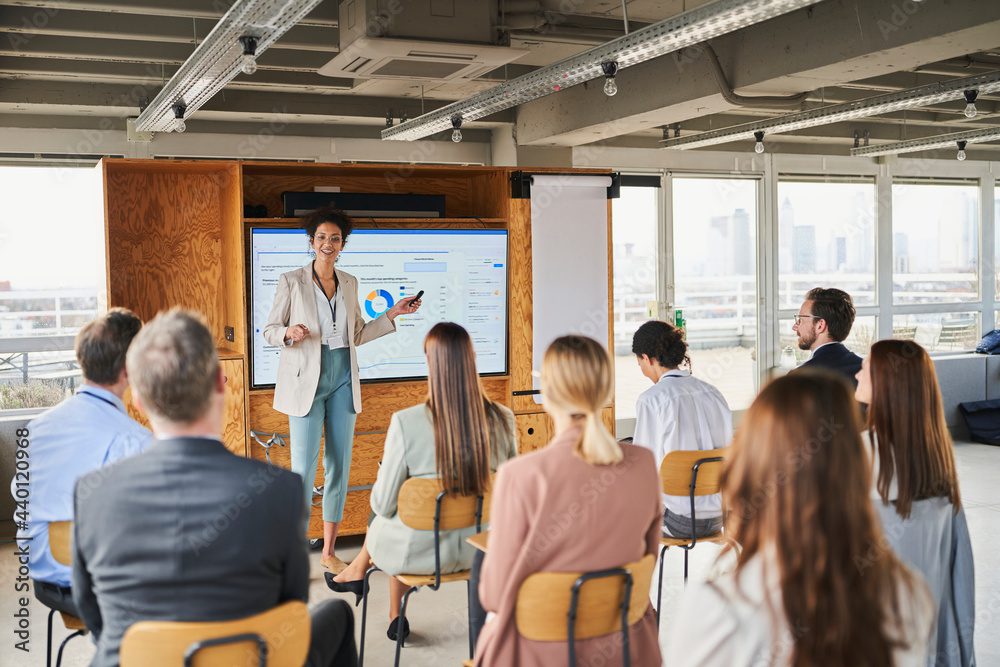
left=324, top=572, right=368, bottom=607
left=387, top=616, right=410, bottom=642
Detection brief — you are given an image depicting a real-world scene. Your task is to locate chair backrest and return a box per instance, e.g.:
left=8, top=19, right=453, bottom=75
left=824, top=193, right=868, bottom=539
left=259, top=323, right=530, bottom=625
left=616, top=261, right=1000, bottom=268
left=120, top=601, right=309, bottom=667
left=48, top=521, right=73, bottom=566
left=659, top=448, right=729, bottom=497
left=397, top=477, right=490, bottom=531
left=515, top=554, right=656, bottom=642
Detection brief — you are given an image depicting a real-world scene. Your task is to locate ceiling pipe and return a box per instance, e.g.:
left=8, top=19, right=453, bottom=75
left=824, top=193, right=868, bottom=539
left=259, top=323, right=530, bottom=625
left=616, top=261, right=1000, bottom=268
left=702, top=42, right=810, bottom=109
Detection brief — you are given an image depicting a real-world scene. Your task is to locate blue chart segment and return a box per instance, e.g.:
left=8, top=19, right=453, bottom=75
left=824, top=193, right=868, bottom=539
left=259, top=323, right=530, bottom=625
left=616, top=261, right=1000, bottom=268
left=365, top=289, right=395, bottom=318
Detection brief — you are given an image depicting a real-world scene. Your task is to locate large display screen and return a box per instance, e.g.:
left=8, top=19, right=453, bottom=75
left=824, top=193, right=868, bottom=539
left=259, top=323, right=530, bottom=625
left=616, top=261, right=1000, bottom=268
left=250, top=227, right=508, bottom=387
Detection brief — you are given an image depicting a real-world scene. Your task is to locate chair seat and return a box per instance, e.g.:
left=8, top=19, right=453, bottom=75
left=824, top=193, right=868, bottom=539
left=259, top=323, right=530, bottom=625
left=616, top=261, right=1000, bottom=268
left=396, top=570, right=471, bottom=588
left=659, top=532, right=725, bottom=548
left=60, top=612, right=88, bottom=631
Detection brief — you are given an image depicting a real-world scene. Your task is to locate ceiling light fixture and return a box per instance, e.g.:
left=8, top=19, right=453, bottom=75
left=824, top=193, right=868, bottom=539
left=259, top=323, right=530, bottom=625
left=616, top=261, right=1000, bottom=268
left=963, top=89, right=978, bottom=118
left=381, top=0, right=824, bottom=142
left=134, top=0, right=323, bottom=133
left=602, top=61, right=619, bottom=97
left=753, top=130, right=765, bottom=154
left=661, top=70, right=1000, bottom=150
left=451, top=115, right=463, bottom=143
left=956, top=140, right=968, bottom=161
left=849, top=126, right=1000, bottom=158
left=172, top=104, right=186, bottom=133
left=239, top=35, right=259, bottom=76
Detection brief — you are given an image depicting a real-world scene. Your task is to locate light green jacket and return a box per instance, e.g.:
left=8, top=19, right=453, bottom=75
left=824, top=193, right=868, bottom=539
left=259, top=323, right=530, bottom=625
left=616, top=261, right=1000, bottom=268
left=367, top=402, right=517, bottom=576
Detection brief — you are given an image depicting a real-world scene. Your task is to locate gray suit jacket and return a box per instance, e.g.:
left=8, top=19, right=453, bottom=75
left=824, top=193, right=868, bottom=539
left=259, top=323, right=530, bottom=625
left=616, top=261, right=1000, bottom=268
left=72, top=437, right=309, bottom=667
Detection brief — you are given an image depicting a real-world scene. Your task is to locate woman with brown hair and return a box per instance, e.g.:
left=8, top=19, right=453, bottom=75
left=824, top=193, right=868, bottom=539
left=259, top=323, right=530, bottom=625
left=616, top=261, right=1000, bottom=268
left=666, top=371, right=934, bottom=667
left=474, top=335, right=662, bottom=666
left=327, top=322, right=516, bottom=641
left=856, top=340, right=975, bottom=666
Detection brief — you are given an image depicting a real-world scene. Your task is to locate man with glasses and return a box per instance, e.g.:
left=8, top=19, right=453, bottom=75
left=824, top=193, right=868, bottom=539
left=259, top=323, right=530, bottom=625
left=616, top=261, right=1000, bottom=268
left=792, top=287, right=863, bottom=385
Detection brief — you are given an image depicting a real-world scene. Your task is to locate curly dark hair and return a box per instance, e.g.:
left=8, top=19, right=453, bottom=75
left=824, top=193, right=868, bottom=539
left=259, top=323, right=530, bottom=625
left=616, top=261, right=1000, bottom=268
left=302, top=206, right=353, bottom=244
left=805, top=287, right=855, bottom=342
left=631, top=320, right=690, bottom=370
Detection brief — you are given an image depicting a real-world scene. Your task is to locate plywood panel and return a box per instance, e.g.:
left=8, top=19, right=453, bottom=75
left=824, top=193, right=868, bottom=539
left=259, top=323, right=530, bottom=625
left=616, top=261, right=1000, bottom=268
left=220, top=358, right=247, bottom=457
left=467, top=171, right=513, bottom=220
left=104, top=164, right=240, bottom=349
left=515, top=407, right=614, bottom=455
left=508, top=197, right=536, bottom=412
left=242, top=174, right=473, bottom=219
left=515, top=412, right=553, bottom=455
left=309, top=490, right=372, bottom=537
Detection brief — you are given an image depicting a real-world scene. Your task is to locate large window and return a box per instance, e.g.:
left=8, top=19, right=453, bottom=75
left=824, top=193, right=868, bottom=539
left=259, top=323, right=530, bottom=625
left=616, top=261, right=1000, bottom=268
left=892, top=312, right=980, bottom=353
left=892, top=180, right=979, bottom=304
left=612, top=182, right=659, bottom=421
left=777, top=178, right=877, bottom=308
left=0, top=166, right=103, bottom=412
left=672, top=177, right=758, bottom=410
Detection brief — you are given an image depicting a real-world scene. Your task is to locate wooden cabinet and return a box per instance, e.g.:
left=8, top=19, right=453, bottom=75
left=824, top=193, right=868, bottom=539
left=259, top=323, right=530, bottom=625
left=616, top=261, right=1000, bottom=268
left=515, top=412, right=554, bottom=455
left=100, top=159, right=614, bottom=538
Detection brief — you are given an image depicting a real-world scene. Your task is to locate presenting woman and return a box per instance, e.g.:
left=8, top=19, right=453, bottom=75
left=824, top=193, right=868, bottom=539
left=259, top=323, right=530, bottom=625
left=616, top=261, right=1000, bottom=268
left=264, top=206, right=421, bottom=573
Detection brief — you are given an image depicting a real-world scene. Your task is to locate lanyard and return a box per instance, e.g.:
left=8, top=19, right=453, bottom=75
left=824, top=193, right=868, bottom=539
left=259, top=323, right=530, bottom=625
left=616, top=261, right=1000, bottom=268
left=80, top=389, right=120, bottom=411
left=311, top=262, right=338, bottom=325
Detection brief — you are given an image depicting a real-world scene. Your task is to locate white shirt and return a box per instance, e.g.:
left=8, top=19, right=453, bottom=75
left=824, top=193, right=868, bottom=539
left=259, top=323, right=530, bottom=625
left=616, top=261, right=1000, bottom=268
left=632, top=369, right=732, bottom=518
left=313, top=283, right=349, bottom=349
left=665, top=554, right=934, bottom=667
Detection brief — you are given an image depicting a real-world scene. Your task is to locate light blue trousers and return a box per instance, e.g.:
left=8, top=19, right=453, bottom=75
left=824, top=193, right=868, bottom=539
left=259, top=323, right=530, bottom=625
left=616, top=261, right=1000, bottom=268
left=288, top=346, right=357, bottom=523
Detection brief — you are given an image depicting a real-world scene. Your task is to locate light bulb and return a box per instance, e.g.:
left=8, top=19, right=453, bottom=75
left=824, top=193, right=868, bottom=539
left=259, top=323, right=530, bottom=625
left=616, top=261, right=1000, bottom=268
left=603, top=77, right=618, bottom=96
left=754, top=140, right=764, bottom=154
left=174, top=118, right=186, bottom=133
left=964, top=102, right=976, bottom=119
left=957, top=148, right=967, bottom=161
left=241, top=54, right=257, bottom=75
left=451, top=128, right=462, bottom=143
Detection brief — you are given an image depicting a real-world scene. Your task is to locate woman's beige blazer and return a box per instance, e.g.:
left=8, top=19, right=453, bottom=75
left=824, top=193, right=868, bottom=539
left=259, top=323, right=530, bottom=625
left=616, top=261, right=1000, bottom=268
left=262, top=264, right=396, bottom=417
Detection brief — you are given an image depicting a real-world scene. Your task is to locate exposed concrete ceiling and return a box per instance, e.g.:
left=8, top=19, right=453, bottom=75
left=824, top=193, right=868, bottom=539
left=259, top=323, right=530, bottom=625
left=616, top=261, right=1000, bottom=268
left=0, top=0, right=998, bottom=157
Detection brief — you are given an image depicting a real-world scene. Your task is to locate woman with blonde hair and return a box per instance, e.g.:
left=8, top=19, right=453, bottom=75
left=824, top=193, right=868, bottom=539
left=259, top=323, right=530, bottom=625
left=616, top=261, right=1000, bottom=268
left=856, top=340, right=975, bottom=666
left=327, top=322, right=516, bottom=641
left=474, top=335, right=662, bottom=666
left=666, top=371, right=934, bottom=667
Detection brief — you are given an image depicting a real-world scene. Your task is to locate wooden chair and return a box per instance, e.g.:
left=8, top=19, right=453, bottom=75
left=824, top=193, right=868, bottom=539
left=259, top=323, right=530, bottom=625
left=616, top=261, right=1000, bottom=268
left=358, top=477, right=490, bottom=667
left=120, top=601, right=309, bottom=667
left=514, top=554, right=656, bottom=667
left=656, top=448, right=729, bottom=626
left=45, top=521, right=88, bottom=667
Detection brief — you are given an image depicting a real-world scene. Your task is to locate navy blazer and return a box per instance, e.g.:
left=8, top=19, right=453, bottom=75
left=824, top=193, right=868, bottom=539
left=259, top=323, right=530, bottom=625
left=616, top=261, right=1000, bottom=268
left=72, top=437, right=309, bottom=667
left=795, top=342, right=863, bottom=386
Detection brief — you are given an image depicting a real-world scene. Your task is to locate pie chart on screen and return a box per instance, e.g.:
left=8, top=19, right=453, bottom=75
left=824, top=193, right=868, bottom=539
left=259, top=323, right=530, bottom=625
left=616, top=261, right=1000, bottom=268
left=365, top=289, right=395, bottom=318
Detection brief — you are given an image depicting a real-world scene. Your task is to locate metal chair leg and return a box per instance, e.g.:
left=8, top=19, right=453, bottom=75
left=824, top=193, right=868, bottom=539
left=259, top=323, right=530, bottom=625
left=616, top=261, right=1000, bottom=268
left=466, top=579, right=474, bottom=659
left=683, top=548, right=689, bottom=582
left=655, top=544, right=667, bottom=627
left=358, top=566, right=379, bottom=667
left=394, top=586, right=418, bottom=667
left=55, top=630, right=83, bottom=667
left=47, top=607, right=55, bottom=667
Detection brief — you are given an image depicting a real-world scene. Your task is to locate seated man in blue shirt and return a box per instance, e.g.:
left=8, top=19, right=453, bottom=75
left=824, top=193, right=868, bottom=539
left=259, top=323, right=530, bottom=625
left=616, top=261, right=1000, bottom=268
left=72, top=309, right=357, bottom=667
left=11, top=308, right=150, bottom=617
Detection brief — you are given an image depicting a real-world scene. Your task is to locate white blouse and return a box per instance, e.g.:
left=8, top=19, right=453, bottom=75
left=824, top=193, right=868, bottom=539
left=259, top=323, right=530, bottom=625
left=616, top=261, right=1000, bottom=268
left=313, top=283, right=349, bottom=350
left=665, top=554, right=934, bottom=667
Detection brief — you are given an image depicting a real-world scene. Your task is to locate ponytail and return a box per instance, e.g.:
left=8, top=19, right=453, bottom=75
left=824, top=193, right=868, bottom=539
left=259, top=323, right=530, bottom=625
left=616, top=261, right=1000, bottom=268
left=577, top=410, right=622, bottom=465
left=543, top=335, right=623, bottom=466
